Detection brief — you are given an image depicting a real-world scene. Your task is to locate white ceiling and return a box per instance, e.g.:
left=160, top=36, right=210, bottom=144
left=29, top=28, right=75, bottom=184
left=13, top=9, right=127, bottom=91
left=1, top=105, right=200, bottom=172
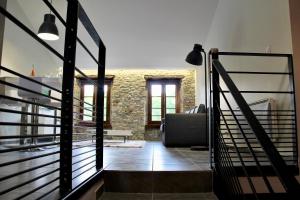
left=15, top=0, right=219, bottom=69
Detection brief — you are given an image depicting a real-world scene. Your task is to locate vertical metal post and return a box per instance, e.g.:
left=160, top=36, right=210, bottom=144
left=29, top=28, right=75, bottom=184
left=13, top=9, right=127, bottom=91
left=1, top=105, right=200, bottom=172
left=211, top=49, right=220, bottom=167
left=203, top=51, right=208, bottom=148
left=208, top=50, right=212, bottom=168
left=0, top=0, right=7, bottom=65
left=20, top=104, right=28, bottom=145
left=53, top=109, right=57, bottom=142
left=60, top=0, right=79, bottom=196
left=288, top=55, right=298, bottom=165
left=96, top=44, right=105, bottom=169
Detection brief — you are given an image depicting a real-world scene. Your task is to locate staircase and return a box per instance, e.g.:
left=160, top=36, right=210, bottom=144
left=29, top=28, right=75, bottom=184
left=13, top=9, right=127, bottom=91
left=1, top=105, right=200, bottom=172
left=210, top=49, right=300, bottom=200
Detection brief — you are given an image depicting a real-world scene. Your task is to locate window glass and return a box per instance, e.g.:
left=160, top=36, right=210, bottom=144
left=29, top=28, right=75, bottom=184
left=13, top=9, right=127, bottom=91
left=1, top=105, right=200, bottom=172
left=84, top=85, right=94, bottom=96
left=166, top=97, right=176, bottom=108
left=166, top=84, right=176, bottom=96
left=148, top=81, right=180, bottom=124
left=82, top=83, right=109, bottom=122
left=151, top=84, right=162, bottom=96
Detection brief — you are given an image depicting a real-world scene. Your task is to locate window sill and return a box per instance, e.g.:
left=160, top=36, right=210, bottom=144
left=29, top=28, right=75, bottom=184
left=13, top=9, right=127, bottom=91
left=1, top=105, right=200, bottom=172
left=145, top=123, right=161, bottom=130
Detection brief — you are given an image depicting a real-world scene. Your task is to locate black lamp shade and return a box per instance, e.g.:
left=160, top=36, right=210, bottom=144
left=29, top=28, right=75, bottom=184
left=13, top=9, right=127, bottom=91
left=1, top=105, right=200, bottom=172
left=38, top=14, right=59, bottom=41
left=185, top=44, right=203, bottom=66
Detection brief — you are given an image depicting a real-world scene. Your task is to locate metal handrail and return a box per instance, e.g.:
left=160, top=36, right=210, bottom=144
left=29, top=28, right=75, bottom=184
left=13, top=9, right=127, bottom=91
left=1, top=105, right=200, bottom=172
left=212, top=58, right=300, bottom=194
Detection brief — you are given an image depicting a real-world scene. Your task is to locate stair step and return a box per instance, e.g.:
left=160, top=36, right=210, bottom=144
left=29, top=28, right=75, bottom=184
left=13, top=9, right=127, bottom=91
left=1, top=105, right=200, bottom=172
left=103, top=170, right=212, bottom=193
left=99, top=192, right=218, bottom=200
left=243, top=193, right=293, bottom=200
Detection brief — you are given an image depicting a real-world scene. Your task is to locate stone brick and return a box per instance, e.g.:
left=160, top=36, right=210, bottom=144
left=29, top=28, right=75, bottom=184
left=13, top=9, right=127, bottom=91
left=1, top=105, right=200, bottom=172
left=76, top=69, right=196, bottom=140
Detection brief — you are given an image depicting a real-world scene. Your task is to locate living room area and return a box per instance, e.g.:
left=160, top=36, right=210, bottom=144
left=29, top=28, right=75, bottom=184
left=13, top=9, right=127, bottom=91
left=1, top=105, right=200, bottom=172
left=1, top=0, right=299, bottom=199
left=74, top=68, right=209, bottom=172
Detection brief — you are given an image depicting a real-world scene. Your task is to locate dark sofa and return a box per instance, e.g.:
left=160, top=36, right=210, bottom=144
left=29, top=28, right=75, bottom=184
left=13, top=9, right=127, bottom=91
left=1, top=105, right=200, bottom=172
left=160, top=104, right=208, bottom=147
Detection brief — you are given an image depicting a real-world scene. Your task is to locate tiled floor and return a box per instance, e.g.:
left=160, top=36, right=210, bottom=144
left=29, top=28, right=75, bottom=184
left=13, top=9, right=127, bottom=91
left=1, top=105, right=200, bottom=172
left=103, top=141, right=210, bottom=171
left=0, top=141, right=210, bottom=199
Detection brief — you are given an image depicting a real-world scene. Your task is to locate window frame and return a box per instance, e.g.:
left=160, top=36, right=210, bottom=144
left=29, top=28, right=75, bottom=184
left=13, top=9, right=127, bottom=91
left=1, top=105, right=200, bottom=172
left=78, top=77, right=112, bottom=129
left=146, top=78, right=181, bottom=129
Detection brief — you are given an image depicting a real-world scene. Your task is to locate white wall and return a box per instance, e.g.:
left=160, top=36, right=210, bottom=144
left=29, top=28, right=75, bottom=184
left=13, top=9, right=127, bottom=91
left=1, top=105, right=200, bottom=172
left=200, top=0, right=294, bottom=151
left=0, top=0, right=61, bottom=141
left=196, top=0, right=293, bottom=107
left=0, top=0, right=61, bottom=77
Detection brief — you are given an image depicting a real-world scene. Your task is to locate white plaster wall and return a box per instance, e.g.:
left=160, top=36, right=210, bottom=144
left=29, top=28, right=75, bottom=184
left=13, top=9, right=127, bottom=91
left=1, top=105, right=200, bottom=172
left=0, top=1, right=61, bottom=139
left=1, top=0, right=61, bottom=77
left=201, top=0, right=294, bottom=153
left=196, top=0, right=293, bottom=108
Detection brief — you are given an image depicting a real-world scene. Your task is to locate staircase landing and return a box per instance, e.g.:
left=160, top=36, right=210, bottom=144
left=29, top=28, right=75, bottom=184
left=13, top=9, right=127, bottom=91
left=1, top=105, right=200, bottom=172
left=103, top=141, right=212, bottom=194
left=103, top=141, right=210, bottom=171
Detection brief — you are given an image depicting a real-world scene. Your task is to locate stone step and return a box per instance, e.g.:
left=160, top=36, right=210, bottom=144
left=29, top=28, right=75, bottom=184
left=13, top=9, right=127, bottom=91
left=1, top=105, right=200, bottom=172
left=103, top=170, right=212, bottom=193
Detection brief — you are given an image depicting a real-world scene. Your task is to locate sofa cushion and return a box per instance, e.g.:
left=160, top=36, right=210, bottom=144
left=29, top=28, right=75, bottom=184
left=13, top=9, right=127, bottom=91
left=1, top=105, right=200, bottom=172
left=197, top=104, right=206, bottom=113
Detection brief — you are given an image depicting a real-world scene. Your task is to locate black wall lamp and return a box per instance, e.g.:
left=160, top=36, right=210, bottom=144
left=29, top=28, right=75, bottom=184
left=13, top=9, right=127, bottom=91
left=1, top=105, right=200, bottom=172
left=186, top=44, right=207, bottom=110
left=37, top=0, right=59, bottom=41
left=186, top=44, right=208, bottom=150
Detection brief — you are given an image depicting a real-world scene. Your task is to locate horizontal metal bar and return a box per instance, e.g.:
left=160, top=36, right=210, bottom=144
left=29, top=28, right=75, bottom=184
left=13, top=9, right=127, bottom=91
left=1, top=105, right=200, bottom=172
left=227, top=154, right=296, bottom=158
left=0, top=168, right=59, bottom=196
left=224, top=136, right=296, bottom=140
left=220, top=127, right=295, bottom=130
left=0, top=151, right=60, bottom=167
left=73, top=112, right=95, bottom=118
left=72, top=164, right=96, bottom=180
left=73, top=96, right=95, bottom=108
left=218, top=51, right=291, bottom=57
left=0, top=65, right=62, bottom=93
left=0, top=122, right=60, bottom=127
left=0, top=6, right=64, bottom=60
left=0, top=134, right=60, bottom=139
left=0, top=142, right=60, bottom=154
left=228, top=157, right=297, bottom=161
left=0, top=79, right=61, bottom=102
left=224, top=142, right=296, bottom=147
left=221, top=71, right=291, bottom=75
left=35, top=185, right=60, bottom=200
left=72, top=153, right=96, bottom=165
left=77, top=38, right=99, bottom=65
left=72, top=147, right=98, bottom=158
left=73, top=125, right=96, bottom=129
left=222, top=132, right=295, bottom=136
left=62, top=170, right=104, bottom=200
left=0, top=159, right=59, bottom=182
left=75, top=67, right=98, bottom=86
left=73, top=104, right=95, bottom=113
left=72, top=159, right=95, bottom=173
left=222, top=109, right=295, bottom=112
left=225, top=141, right=296, bottom=144
left=219, top=90, right=294, bottom=94
left=72, top=143, right=96, bottom=150
left=14, top=177, right=59, bottom=200
left=223, top=114, right=295, bottom=117
left=0, top=94, right=61, bottom=110
left=220, top=123, right=295, bottom=126
left=223, top=118, right=295, bottom=121
left=73, top=138, right=95, bottom=143
left=0, top=108, right=60, bottom=119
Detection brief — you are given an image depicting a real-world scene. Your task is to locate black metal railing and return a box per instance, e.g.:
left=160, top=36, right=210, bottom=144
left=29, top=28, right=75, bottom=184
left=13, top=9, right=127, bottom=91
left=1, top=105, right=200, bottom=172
left=210, top=49, right=300, bottom=199
left=0, top=0, right=105, bottom=199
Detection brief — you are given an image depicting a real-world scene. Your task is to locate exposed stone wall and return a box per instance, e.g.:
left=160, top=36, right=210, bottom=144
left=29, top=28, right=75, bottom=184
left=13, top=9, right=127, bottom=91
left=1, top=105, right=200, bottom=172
left=73, top=78, right=81, bottom=121
left=81, top=69, right=196, bottom=140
